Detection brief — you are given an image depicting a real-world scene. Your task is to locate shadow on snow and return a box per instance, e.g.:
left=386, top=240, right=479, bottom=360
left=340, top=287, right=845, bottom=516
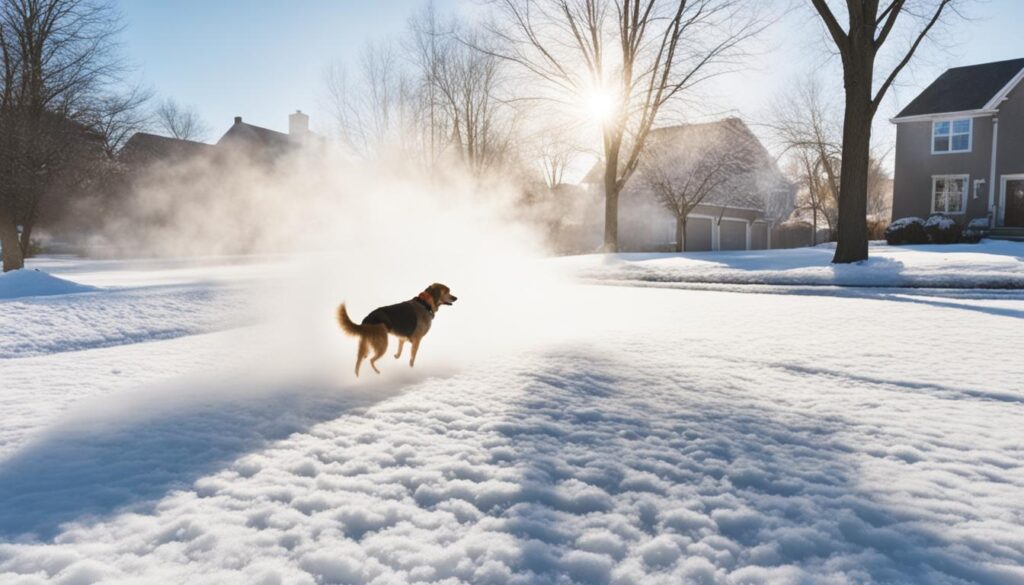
left=0, top=369, right=424, bottom=542
left=461, top=350, right=1020, bottom=583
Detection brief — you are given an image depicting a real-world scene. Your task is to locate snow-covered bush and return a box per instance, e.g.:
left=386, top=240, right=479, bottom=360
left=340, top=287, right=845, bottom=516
left=960, top=218, right=989, bottom=244
left=924, top=214, right=962, bottom=244
left=884, top=217, right=927, bottom=245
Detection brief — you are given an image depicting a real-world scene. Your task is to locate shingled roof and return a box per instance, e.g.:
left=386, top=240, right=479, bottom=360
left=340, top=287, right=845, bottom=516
left=216, top=116, right=295, bottom=154
left=895, top=58, right=1024, bottom=119
left=119, top=132, right=214, bottom=166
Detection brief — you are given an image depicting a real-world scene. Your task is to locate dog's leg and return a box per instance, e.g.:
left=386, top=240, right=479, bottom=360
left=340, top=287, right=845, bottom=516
left=369, top=329, right=387, bottom=374
left=394, top=339, right=405, bottom=359
left=355, top=337, right=368, bottom=377
left=409, top=337, right=421, bottom=368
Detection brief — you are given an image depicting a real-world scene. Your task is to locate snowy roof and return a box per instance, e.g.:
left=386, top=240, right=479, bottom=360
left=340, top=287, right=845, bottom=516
left=613, top=117, right=793, bottom=213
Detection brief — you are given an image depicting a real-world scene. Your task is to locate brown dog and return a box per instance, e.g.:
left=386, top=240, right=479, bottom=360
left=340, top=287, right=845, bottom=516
left=337, top=283, right=457, bottom=376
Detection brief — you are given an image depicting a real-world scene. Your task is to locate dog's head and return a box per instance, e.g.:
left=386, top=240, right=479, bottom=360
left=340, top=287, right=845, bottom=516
left=425, top=283, right=457, bottom=308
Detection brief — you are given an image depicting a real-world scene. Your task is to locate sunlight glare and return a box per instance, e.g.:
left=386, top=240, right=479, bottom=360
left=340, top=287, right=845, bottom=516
left=583, top=87, right=617, bottom=123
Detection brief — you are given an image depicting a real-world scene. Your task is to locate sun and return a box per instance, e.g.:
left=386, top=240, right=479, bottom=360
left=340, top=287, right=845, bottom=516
left=582, top=86, right=618, bottom=124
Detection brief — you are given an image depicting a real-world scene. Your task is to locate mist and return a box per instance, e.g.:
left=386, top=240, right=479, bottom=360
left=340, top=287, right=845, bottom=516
left=83, top=141, right=574, bottom=398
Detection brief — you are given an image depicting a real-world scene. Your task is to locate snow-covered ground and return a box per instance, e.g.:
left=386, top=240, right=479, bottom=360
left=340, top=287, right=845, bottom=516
left=559, top=240, right=1024, bottom=288
left=2, top=246, right=1024, bottom=584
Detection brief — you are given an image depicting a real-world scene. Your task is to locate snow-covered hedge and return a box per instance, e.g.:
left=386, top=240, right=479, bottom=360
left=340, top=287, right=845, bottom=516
left=886, top=215, right=980, bottom=245
left=924, top=214, right=962, bottom=244
left=960, top=218, right=989, bottom=244
left=884, top=217, right=927, bottom=245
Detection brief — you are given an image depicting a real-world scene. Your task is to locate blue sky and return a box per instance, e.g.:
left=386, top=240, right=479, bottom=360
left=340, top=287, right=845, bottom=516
left=117, top=0, right=458, bottom=137
left=118, top=0, right=1023, bottom=160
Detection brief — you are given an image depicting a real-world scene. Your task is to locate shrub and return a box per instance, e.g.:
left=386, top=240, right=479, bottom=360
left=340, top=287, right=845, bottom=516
left=866, top=216, right=889, bottom=241
left=771, top=220, right=814, bottom=249
left=961, top=218, right=989, bottom=244
left=884, top=217, right=927, bottom=245
left=924, top=214, right=962, bottom=244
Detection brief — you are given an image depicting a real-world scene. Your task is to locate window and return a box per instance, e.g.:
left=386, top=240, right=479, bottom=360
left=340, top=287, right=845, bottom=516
left=932, top=175, right=968, bottom=214
left=932, top=118, right=971, bottom=153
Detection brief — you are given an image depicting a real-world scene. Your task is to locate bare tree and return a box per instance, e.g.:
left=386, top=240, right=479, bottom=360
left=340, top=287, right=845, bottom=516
left=769, top=79, right=841, bottom=243
left=808, top=0, right=960, bottom=263
left=0, top=0, right=128, bottom=271
left=537, top=136, right=579, bottom=188
left=154, top=98, right=209, bottom=141
left=326, top=41, right=419, bottom=161
left=326, top=4, right=516, bottom=178
left=866, top=154, right=892, bottom=219
left=94, top=85, right=152, bottom=157
left=639, top=126, right=748, bottom=252
left=432, top=26, right=514, bottom=176
left=485, top=0, right=764, bottom=251
left=407, top=1, right=450, bottom=168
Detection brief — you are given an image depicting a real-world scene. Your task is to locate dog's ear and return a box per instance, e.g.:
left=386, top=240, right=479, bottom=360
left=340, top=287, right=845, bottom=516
left=427, top=283, right=444, bottom=303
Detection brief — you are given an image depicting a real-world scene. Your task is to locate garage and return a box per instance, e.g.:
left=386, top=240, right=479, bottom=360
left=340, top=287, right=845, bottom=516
left=684, top=217, right=713, bottom=251
left=750, top=221, right=769, bottom=250
left=719, top=219, right=747, bottom=251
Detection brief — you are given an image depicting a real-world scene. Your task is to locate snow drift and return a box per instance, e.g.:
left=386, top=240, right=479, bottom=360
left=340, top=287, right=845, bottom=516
left=0, top=269, right=97, bottom=300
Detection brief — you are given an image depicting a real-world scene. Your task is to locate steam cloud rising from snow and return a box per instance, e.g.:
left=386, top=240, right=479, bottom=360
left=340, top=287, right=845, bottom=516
left=91, top=144, right=567, bottom=386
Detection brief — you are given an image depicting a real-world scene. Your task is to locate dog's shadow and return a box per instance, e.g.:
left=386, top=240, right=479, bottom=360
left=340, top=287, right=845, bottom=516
left=0, top=366, right=440, bottom=542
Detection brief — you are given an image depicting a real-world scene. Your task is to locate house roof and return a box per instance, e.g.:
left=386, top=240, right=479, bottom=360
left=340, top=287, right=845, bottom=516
left=895, top=58, right=1024, bottom=119
left=119, top=132, right=214, bottom=165
left=216, top=117, right=295, bottom=153
left=583, top=118, right=792, bottom=213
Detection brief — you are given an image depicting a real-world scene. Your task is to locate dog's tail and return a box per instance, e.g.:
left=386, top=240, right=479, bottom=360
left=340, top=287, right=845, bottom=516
left=337, top=304, right=369, bottom=336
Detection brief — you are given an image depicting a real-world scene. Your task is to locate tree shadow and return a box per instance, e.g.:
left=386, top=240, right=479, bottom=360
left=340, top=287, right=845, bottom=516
left=458, top=351, right=1020, bottom=583
left=604, top=280, right=1024, bottom=321
left=752, top=285, right=1024, bottom=321
left=0, top=368, right=427, bottom=542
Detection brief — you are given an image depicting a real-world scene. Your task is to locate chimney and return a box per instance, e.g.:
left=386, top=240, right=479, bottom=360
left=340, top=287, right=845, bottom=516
left=289, top=110, right=309, bottom=136
left=234, top=116, right=242, bottom=124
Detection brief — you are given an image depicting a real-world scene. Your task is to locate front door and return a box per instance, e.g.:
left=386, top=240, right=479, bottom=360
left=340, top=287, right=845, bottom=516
left=1004, top=176, right=1024, bottom=227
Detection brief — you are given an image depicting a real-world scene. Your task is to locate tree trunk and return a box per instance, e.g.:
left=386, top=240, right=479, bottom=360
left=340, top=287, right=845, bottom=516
left=602, top=133, right=621, bottom=253
left=675, top=216, right=685, bottom=253
left=19, top=222, right=33, bottom=258
left=812, top=205, right=818, bottom=246
left=0, top=210, right=24, bottom=272
left=603, top=178, right=619, bottom=253
left=832, top=66, right=873, bottom=264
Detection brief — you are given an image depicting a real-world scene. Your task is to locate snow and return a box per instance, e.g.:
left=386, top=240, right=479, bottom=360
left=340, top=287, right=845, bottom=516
left=888, top=217, right=923, bottom=229
left=924, top=215, right=956, bottom=230
left=0, top=269, right=97, bottom=300
left=557, top=240, right=1024, bottom=288
left=2, top=253, right=1024, bottom=584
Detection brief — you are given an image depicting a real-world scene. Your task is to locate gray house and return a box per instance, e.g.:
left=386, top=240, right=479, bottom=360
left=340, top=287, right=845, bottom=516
left=583, top=118, right=794, bottom=252
left=891, top=58, right=1024, bottom=232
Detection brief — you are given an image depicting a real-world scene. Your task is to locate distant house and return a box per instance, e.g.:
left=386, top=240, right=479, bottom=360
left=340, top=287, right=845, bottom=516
left=119, top=132, right=214, bottom=168
left=583, top=118, right=794, bottom=252
left=217, top=111, right=317, bottom=161
left=119, top=110, right=317, bottom=169
left=891, top=58, right=1024, bottom=231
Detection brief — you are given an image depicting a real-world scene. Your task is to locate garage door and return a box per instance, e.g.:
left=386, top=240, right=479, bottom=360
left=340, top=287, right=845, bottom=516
left=684, top=217, right=713, bottom=251
left=750, top=222, right=768, bottom=250
left=720, top=219, right=747, bottom=250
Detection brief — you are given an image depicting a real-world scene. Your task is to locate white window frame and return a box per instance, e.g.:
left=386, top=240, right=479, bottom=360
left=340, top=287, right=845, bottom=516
left=931, top=118, right=972, bottom=154
left=931, top=175, right=969, bottom=215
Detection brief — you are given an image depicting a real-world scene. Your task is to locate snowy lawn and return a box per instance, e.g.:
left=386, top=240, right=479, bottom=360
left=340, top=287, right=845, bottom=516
left=558, top=240, right=1024, bottom=288
left=1, top=254, right=1023, bottom=584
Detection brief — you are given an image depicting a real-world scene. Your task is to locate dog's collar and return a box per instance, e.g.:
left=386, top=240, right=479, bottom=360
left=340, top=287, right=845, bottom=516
left=414, top=291, right=435, bottom=316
